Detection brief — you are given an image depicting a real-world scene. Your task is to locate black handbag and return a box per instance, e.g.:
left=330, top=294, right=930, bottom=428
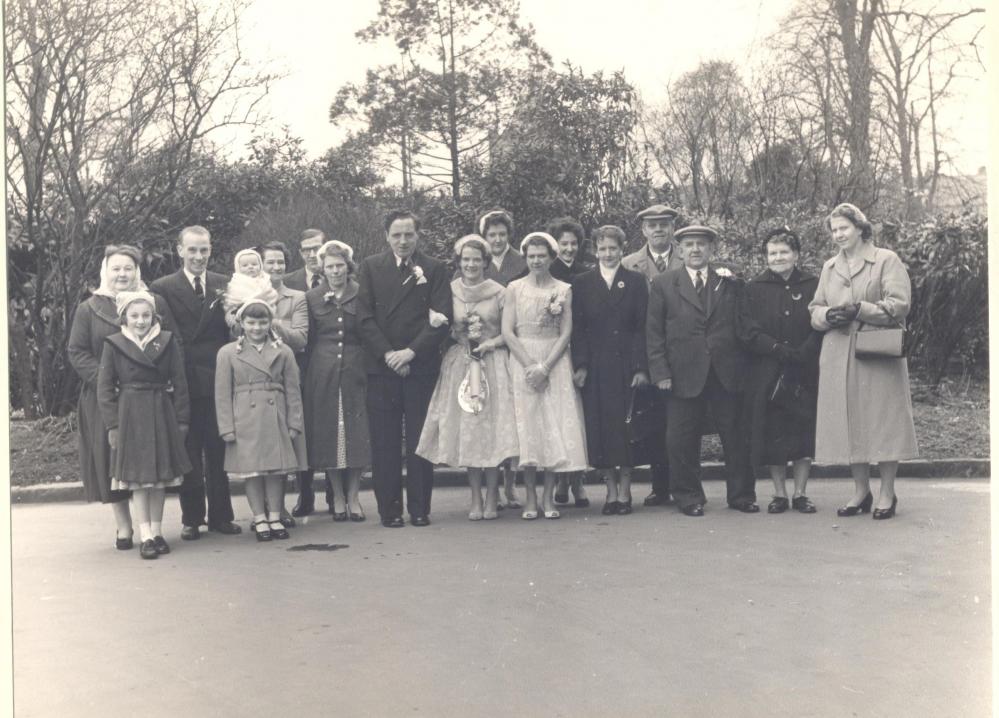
left=768, top=369, right=814, bottom=417
left=625, top=384, right=667, bottom=465
left=855, top=304, right=907, bottom=359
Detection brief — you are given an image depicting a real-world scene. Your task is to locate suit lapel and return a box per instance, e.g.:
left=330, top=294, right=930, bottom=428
left=386, top=252, right=420, bottom=317
left=605, top=267, right=626, bottom=306
left=675, top=270, right=705, bottom=315
left=167, top=270, right=204, bottom=327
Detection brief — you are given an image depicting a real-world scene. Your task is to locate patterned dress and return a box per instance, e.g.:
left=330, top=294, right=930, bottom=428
left=416, top=278, right=519, bottom=468
left=504, top=277, right=588, bottom=471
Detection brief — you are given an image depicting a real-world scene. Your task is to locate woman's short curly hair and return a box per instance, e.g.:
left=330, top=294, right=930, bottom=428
left=761, top=226, right=801, bottom=255
left=547, top=217, right=585, bottom=244
left=827, top=203, right=873, bottom=240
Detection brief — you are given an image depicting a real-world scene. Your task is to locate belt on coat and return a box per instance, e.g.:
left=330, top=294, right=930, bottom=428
left=120, top=381, right=169, bottom=391
left=234, top=381, right=285, bottom=394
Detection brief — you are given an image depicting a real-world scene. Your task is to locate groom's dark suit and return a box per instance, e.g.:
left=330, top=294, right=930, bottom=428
left=646, top=265, right=756, bottom=509
left=356, top=250, right=452, bottom=521
left=150, top=269, right=235, bottom=528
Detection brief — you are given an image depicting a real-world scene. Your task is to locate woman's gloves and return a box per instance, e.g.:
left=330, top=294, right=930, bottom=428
left=825, top=302, right=860, bottom=328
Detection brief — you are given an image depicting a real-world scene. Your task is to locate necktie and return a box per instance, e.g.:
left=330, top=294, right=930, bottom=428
left=695, top=271, right=706, bottom=305
left=654, top=254, right=667, bottom=273
left=310, top=273, right=321, bottom=289
left=400, top=259, right=409, bottom=279
left=193, top=275, right=204, bottom=300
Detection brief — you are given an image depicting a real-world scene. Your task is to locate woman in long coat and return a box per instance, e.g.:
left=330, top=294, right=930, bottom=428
left=97, top=290, right=191, bottom=558
left=809, top=203, right=918, bottom=520
left=67, top=245, right=174, bottom=549
left=303, top=241, right=372, bottom=521
left=571, top=225, right=649, bottom=515
left=740, top=228, right=822, bottom=514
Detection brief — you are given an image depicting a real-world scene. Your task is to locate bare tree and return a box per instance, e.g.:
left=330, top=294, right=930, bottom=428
left=5, top=0, right=275, bottom=416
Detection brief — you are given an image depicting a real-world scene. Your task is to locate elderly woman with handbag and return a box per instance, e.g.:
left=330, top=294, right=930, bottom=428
left=809, top=203, right=918, bottom=520
left=739, top=228, right=822, bottom=514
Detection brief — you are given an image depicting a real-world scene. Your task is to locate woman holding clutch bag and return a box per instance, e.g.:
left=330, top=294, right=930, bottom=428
left=417, top=235, right=518, bottom=520
left=739, top=228, right=821, bottom=514
left=809, top=203, right=918, bottom=520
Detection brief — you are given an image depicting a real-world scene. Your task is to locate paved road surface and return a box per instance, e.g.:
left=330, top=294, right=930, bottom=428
left=11, top=479, right=990, bottom=717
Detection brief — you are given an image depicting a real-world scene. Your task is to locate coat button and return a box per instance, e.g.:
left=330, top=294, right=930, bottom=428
left=337, top=317, right=343, bottom=322
left=250, top=402, right=256, bottom=408
left=268, top=398, right=275, bottom=405
left=784, top=310, right=791, bottom=316
left=785, top=285, right=790, bottom=290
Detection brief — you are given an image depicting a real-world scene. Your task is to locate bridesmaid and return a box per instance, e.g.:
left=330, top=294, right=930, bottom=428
left=571, top=225, right=650, bottom=515
left=502, top=232, right=588, bottom=519
left=303, top=240, right=372, bottom=521
left=67, top=245, right=174, bottom=550
left=97, top=290, right=191, bottom=558
left=417, top=235, right=519, bottom=520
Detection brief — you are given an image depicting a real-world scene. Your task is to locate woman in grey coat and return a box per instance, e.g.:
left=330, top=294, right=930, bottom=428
left=809, top=203, right=918, bottom=520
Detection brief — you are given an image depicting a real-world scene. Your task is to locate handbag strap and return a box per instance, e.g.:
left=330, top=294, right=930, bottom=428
left=857, top=303, right=905, bottom=332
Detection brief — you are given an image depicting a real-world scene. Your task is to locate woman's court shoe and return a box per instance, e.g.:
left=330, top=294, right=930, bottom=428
left=792, top=495, right=817, bottom=514
left=139, top=539, right=159, bottom=559
left=872, top=495, right=898, bottom=520
left=616, top=500, right=633, bottom=515
left=768, top=497, right=790, bottom=514
left=544, top=509, right=561, bottom=520
left=601, top=501, right=619, bottom=516
left=253, top=521, right=272, bottom=541
left=152, top=536, right=170, bottom=554
left=837, top=492, right=873, bottom=517
left=482, top=510, right=498, bottom=520
left=553, top=489, right=570, bottom=505
left=681, top=504, right=705, bottom=517
left=521, top=509, right=538, bottom=520
left=468, top=510, right=484, bottom=521
left=115, top=533, right=134, bottom=551
left=349, top=509, right=366, bottom=522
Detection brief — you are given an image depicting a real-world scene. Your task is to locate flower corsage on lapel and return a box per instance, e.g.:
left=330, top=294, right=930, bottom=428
left=546, top=290, right=565, bottom=318
left=323, top=290, right=337, bottom=305
left=713, top=267, right=734, bottom=292
left=404, top=264, right=427, bottom=286
left=208, top=287, right=226, bottom=310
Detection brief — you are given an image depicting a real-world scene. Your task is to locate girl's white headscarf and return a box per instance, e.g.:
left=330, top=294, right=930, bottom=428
left=115, top=290, right=162, bottom=350
left=519, top=231, right=559, bottom=256
left=92, top=251, right=146, bottom=299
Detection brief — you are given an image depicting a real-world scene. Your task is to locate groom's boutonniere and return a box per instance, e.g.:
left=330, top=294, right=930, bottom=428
left=403, top=264, right=427, bottom=286
left=208, top=287, right=225, bottom=310
left=714, top=267, right=734, bottom=291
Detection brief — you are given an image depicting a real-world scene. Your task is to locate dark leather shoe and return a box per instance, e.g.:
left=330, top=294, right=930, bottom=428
left=681, top=503, right=705, bottom=517
left=269, top=523, right=290, bottom=540
left=872, top=495, right=897, bottom=520
left=729, top=501, right=760, bottom=514
left=381, top=517, right=405, bottom=528
left=115, top=534, right=134, bottom=550
left=291, top=496, right=314, bottom=518
left=332, top=511, right=348, bottom=522
left=791, top=495, right=817, bottom=514
left=139, top=539, right=159, bottom=559
left=280, top=510, right=296, bottom=528
left=208, top=521, right=242, bottom=535
left=643, top=492, right=676, bottom=507
left=574, top=497, right=591, bottom=508
left=616, top=499, right=633, bottom=515
left=349, top=511, right=366, bottom=522
left=837, top=491, right=873, bottom=517
left=767, top=497, right=789, bottom=514
left=180, top=525, right=200, bottom=541
left=410, top=515, right=431, bottom=527
left=601, top=501, right=619, bottom=515
left=553, top=489, right=570, bottom=505
left=152, top=536, right=171, bottom=554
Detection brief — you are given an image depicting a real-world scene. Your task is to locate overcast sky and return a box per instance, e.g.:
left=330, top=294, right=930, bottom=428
left=227, top=0, right=988, bottom=174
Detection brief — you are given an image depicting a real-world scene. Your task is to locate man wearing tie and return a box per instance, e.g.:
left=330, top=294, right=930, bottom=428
left=283, top=228, right=326, bottom=291
left=622, top=204, right=684, bottom=508
left=150, top=226, right=241, bottom=538
left=646, top=225, right=758, bottom=516
left=356, top=210, right=452, bottom=527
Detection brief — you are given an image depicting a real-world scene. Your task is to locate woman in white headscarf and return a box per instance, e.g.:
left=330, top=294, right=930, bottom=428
left=68, top=245, right=175, bottom=550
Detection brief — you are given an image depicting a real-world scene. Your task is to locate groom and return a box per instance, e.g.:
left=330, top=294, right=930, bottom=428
left=356, top=209, right=452, bottom=527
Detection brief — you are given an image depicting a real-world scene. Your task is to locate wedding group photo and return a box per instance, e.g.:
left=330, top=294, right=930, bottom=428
left=4, top=0, right=993, bottom=716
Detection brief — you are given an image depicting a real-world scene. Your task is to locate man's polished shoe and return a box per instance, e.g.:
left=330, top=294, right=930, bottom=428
left=291, top=496, right=314, bottom=518
left=381, top=517, right=405, bottom=528
left=279, top=510, right=296, bottom=528
left=180, top=525, right=200, bottom=541
left=208, top=521, right=243, bottom=535
left=680, top=503, right=705, bottom=517
left=729, top=501, right=760, bottom=514
left=410, top=515, right=431, bottom=527
left=643, top=492, right=676, bottom=507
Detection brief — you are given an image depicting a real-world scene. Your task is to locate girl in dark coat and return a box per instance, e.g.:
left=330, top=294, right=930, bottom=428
left=571, top=225, right=650, bottom=515
left=98, top=291, right=191, bottom=559
left=739, top=228, right=821, bottom=514
left=68, top=245, right=175, bottom=550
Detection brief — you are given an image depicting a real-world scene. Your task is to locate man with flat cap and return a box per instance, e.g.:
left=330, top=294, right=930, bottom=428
left=623, top=204, right=684, bottom=507
left=646, top=225, right=758, bottom=516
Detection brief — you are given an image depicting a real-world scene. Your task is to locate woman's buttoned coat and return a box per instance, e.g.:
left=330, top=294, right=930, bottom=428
left=214, top=338, right=306, bottom=475
left=808, top=243, right=918, bottom=463
left=303, top=281, right=371, bottom=469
